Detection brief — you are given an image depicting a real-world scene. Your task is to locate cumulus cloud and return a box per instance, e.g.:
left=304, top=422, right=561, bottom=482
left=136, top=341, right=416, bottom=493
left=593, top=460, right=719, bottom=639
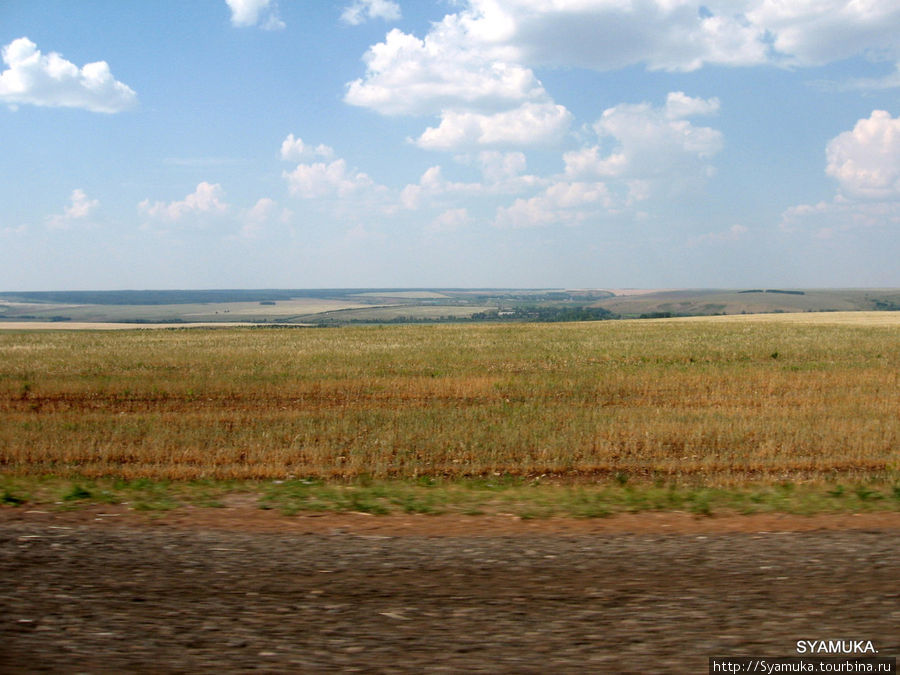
left=226, top=0, right=285, bottom=30
left=236, top=197, right=291, bottom=238
left=345, top=2, right=777, bottom=152
left=279, top=134, right=334, bottom=162
left=341, top=0, right=401, bottom=26
left=564, top=93, right=722, bottom=187
left=346, top=0, right=900, bottom=143
left=783, top=110, right=900, bottom=234
left=427, top=207, right=470, bottom=233
left=47, top=189, right=99, bottom=229
left=344, top=0, right=765, bottom=128
left=494, top=181, right=612, bottom=228
left=397, top=162, right=519, bottom=211
left=346, top=24, right=544, bottom=117
left=746, top=0, right=900, bottom=67
left=486, top=0, right=768, bottom=72
left=825, top=110, right=900, bottom=199
left=456, top=0, right=900, bottom=71
left=416, top=101, right=571, bottom=149
left=0, top=37, right=136, bottom=113
left=283, top=159, right=376, bottom=199
left=344, top=13, right=574, bottom=152
left=400, top=166, right=458, bottom=209
left=485, top=92, right=723, bottom=228
left=139, top=182, right=229, bottom=222
left=473, top=151, right=527, bottom=183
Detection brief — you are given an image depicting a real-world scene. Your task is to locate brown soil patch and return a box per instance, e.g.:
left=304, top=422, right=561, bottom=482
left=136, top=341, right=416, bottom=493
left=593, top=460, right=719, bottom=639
left=3, top=502, right=899, bottom=536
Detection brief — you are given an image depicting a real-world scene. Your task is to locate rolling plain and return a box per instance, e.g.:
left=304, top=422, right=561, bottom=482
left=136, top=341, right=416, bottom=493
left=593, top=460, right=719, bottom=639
left=0, top=310, right=897, bottom=509
left=1, top=310, right=898, bottom=672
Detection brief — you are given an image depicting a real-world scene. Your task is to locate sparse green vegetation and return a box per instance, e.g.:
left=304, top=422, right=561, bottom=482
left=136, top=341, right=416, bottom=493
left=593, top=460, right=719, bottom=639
left=2, top=475, right=898, bottom=517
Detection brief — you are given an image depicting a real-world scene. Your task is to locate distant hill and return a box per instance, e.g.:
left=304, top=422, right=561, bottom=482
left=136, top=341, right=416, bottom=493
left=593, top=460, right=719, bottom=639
left=1, top=288, right=898, bottom=325
left=592, top=289, right=900, bottom=318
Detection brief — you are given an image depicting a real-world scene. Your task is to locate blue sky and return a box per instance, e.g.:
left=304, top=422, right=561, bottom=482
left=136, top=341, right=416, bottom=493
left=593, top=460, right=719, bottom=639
left=2, top=0, right=899, bottom=290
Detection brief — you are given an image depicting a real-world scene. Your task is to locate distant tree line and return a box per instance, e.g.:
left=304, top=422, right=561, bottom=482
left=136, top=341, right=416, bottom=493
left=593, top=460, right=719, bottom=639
left=737, top=289, right=806, bottom=295
left=312, top=305, right=617, bottom=326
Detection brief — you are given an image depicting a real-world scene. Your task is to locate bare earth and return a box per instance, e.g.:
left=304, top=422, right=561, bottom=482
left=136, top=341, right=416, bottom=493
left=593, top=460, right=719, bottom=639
left=1, top=506, right=898, bottom=673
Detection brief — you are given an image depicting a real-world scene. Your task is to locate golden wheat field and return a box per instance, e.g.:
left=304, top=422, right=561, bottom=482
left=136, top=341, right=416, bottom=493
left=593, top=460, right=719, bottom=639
left=0, top=314, right=897, bottom=483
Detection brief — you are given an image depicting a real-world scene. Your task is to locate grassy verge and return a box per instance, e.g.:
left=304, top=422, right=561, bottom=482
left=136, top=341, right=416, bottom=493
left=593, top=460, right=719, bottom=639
left=2, top=475, right=899, bottom=518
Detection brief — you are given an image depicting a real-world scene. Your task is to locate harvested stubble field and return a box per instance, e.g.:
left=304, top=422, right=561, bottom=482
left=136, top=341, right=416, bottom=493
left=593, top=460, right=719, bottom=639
left=0, top=313, right=897, bottom=484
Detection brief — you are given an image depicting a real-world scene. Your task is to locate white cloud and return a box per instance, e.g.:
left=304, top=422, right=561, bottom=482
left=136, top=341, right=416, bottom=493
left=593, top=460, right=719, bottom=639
left=345, top=3, right=760, bottom=153
left=346, top=25, right=544, bottom=117
left=398, top=163, right=513, bottom=211
left=401, top=166, right=460, bottom=209
left=347, top=0, right=900, bottom=131
left=398, top=153, right=543, bottom=214
left=663, top=90, right=721, bottom=119
left=283, top=159, right=376, bottom=199
left=246, top=197, right=277, bottom=223
left=494, top=180, right=612, bottom=228
left=47, top=189, right=99, bottom=229
left=343, top=7, right=581, bottom=152
left=236, top=197, right=291, bottom=239
left=692, top=224, right=749, bottom=245
left=279, top=134, right=334, bottom=162
left=784, top=110, right=900, bottom=235
left=833, top=64, right=900, bottom=92
left=1, top=224, right=27, bottom=236
left=139, top=182, right=229, bottom=222
left=564, top=93, right=722, bottom=188
left=473, top=151, right=526, bottom=183
left=63, top=189, right=99, bottom=219
left=782, top=197, right=900, bottom=236
left=415, top=101, right=571, bottom=149
left=427, top=208, right=470, bottom=233
left=473, top=0, right=768, bottom=72
left=343, top=222, right=385, bottom=245
left=341, top=0, right=402, bottom=26
left=746, top=0, right=900, bottom=67
left=483, top=93, right=722, bottom=229
left=462, top=0, right=900, bottom=71
left=0, top=37, right=136, bottom=113
left=825, top=110, right=900, bottom=199
left=226, top=0, right=285, bottom=30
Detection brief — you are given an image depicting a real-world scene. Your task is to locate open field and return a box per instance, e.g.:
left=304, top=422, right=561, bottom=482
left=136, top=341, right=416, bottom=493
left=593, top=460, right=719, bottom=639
left=661, top=310, right=900, bottom=326
left=2, top=310, right=899, bottom=331
left=2, top=313, right=897, bottom=672
left=0, top=298, right=370, bottom=324
left=0, top=315, right=897, bottom=488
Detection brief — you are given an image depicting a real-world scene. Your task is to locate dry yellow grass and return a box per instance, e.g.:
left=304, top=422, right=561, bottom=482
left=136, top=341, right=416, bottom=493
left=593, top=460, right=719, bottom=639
left=664, top=311, right=900, bottom=326
left=0, top=317, right=897, bottom=483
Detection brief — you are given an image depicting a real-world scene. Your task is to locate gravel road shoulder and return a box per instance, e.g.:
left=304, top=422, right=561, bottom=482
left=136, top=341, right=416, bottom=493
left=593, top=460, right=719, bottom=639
left=2, top=507, right=898, bottom=673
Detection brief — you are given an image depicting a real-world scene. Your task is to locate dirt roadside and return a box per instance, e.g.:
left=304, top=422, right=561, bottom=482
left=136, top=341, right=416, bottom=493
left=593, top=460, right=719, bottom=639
left=2, top=506, right=898, bottom=673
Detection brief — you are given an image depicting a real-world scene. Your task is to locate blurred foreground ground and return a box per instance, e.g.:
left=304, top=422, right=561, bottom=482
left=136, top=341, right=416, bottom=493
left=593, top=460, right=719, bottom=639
left=1, top=507, right=898, bottom=673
